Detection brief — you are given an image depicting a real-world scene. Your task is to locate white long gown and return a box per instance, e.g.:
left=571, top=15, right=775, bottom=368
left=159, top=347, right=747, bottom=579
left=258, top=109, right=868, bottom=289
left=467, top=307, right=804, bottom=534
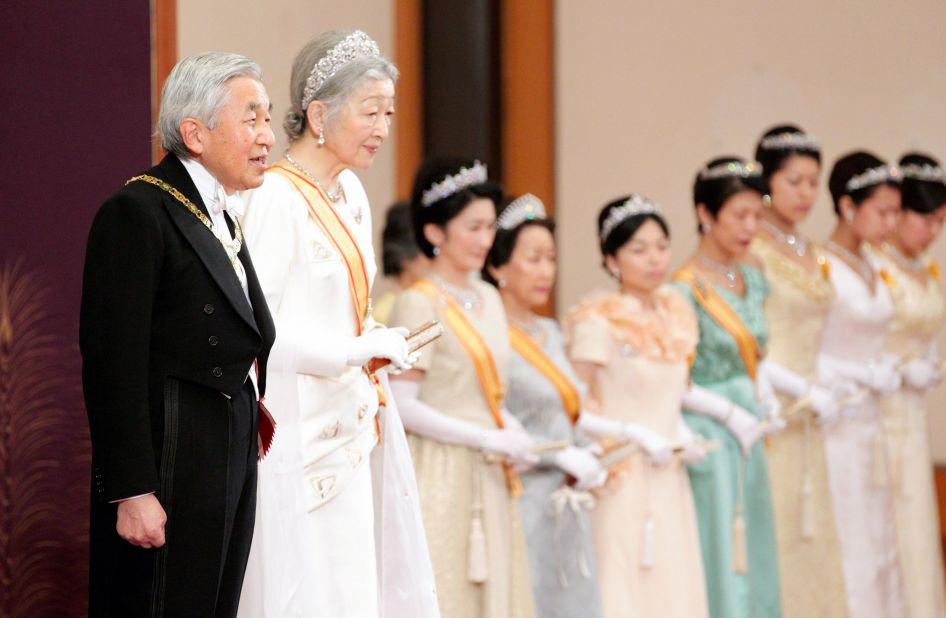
left=237, top=169, right=438, bottom=617
left=817, top=251, right=909, bottom=618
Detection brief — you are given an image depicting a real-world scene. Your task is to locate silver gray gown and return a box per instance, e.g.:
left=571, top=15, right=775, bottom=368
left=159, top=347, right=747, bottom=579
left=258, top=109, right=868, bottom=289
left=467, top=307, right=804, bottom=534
left=505, top=318, right=603, bottom=618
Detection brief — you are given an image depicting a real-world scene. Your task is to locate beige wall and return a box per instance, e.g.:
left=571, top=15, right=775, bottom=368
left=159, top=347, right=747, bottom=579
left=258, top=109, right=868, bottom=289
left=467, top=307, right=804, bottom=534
left=177, top=0, right=397, bottom=226
left=555, top=1, right=946, bottom=459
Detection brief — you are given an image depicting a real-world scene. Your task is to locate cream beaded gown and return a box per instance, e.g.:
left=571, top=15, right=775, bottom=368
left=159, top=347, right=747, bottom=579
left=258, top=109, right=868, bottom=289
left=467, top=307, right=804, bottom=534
left=872, top=244, right=946, bottom=618
left=751, top=238, right=849, bottom=618
left=389, top=280, right=535, bottom=618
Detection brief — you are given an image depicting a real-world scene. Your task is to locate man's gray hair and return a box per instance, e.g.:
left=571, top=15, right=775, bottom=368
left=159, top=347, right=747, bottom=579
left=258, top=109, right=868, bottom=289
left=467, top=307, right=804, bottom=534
left=285, top=31, right=398, bottom=141
left=157, top=52, right=263, bottom=158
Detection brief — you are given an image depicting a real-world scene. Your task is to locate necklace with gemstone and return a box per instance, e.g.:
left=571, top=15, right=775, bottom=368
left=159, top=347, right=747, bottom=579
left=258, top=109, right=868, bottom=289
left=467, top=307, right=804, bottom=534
left=432, top=275, right=482, bottom=312
left=697, top=252, right=739, bottom=288
left=284, top=152, right=361, bottom=224
left=883, top=242, right=927, bottom=275
left=826, top=240, right=874, bottom=284
left=761, top=219, right=809, bottom=258
left=509, top=314, right=544, bottom=340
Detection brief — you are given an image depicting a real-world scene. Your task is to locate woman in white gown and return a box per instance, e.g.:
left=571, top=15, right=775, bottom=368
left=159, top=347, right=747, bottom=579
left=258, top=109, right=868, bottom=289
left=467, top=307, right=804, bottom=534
left=238, top=30, right=438, bottom=617
left=817, top=151, right=908, bottom=618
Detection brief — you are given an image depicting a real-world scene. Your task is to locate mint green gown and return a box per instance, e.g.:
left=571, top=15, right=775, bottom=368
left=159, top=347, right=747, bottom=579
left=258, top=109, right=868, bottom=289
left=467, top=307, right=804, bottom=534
left=673, top=264, right=782, bottom=618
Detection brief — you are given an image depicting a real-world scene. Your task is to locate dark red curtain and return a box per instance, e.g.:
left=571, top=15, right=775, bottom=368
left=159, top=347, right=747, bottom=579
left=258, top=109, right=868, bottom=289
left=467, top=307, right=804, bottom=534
left=1, top=2, right=151, bottom=615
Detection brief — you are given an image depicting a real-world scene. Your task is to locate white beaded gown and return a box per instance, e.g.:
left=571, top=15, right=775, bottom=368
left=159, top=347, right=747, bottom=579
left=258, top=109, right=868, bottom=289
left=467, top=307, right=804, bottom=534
left=817, top=250, right=909, bottom=618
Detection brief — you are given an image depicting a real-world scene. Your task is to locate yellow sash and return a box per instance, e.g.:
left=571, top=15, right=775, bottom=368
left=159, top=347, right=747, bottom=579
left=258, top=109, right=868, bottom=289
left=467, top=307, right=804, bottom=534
left=509, top=325, right=581, bottom=425
left=673, top=267, right=761, bottom=381
left=413, top=279, right=522, bottom=496
left=269, top=165, right=371, bottom=335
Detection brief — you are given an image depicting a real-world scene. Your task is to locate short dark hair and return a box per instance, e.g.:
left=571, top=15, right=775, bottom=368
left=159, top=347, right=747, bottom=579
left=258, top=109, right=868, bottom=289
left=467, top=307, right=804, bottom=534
left=410, top=157, right=502, bottom=258
left=899, top=152, right=946, bottom=214
left=597, top=195, right=670, bottom=271
left=827, top=150, right=901, bottom=216
left=381, top=201, right=421, bottom=277
left=693, top=156, right=765, bottom=233
left=754, top=124, right=822, bottom=194
left=483, top=196, right=556, bottom=286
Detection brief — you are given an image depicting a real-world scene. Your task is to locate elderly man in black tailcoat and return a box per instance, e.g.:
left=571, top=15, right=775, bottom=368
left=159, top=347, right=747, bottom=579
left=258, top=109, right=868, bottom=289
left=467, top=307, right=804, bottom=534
left=80, top=52, right=277, bottom=617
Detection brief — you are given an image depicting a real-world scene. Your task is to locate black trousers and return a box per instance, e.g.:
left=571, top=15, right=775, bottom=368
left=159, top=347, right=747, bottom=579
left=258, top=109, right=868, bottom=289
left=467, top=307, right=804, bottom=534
left=89, top=379, right=258, bottom=617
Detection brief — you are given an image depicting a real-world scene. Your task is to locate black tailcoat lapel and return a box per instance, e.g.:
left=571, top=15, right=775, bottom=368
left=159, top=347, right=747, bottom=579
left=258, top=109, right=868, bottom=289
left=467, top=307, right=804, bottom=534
left=151, top=155, right=259, bottom=334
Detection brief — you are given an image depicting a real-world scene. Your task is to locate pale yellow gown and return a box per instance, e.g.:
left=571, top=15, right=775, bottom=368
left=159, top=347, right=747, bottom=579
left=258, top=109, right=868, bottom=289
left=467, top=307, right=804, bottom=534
left=565, top=287, right=708, bottom=618
left=872, top=245, right=946, bottom=618
left=388, top=279, right=535, bottom=618
left=751, top=238, right=849, bottom=617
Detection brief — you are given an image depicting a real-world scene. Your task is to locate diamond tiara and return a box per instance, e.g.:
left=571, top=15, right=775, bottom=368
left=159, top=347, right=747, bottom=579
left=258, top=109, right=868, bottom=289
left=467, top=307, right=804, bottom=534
left=421, top=161, right=488, bottom=207
left=759, top=132, right=820, bottom=152
left=302, top=31, right=381, bottom=110
left=496, top=193, right=547, bottom=230
left=699, top=160, right=763, bottom=181
left=845, top=164, right=902, bottom=192
left=599, top=194, right=661, bottom=243
left=900, top=163, right=945, bottom=183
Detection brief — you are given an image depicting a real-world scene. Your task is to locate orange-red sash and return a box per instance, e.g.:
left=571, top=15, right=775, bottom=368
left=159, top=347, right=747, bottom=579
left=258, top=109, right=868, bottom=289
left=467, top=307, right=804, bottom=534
left=269, top=165, right=383, bottom=439
left=413, top=280, right=522, bottom=496
left=673, top=267, right=761, bottom=380
left=509, top=325, right=581, bottom=425
left=269, top=165, right=371, bottom=335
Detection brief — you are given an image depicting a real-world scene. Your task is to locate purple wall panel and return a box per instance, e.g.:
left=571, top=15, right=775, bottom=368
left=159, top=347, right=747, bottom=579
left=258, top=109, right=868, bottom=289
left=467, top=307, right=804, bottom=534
left=1, top=1, right=151, bottom=615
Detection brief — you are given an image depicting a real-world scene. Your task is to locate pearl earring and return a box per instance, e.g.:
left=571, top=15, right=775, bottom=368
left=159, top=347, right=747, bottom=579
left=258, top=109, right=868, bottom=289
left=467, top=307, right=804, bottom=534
left=701, top=223, right=711, bottom=234
left=844, top=210, right=854, bottom=223
left=762, top=194, right=772, bottom=207
left=317, top=128, right=325, bottom=146
left=610, top=269, right=620, bottom=281
left=432, top=246, right=440, bottom=256
left=498, top=278, right=507, bottom=288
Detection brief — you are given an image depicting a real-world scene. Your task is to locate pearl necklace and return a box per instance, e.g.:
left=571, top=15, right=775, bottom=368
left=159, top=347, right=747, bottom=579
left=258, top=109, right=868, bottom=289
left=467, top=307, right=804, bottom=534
left=761, top=220, right=808, bottom=258
left=826, top=240, right=874, bottom=284
left=697, top=253, right=739, bottom=288
left=284, top=152, right=361, bottom=224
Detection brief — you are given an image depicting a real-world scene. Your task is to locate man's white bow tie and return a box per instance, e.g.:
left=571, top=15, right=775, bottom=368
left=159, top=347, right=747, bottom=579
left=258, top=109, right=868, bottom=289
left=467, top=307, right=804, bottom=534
left=209, top=183, right=246, bottom=220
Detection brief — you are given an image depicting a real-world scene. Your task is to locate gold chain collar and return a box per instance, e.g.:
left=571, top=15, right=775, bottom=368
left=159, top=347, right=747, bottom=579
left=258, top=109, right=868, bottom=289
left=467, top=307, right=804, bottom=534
left=127, top=174, right=244, bottom=269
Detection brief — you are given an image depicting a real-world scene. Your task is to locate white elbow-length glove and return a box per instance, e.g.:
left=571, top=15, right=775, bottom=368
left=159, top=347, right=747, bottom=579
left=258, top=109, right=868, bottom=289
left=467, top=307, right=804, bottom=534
left=346, top=326, right=417, bottom=371
left=901, top=357, right=943, bottom=391
left=554, top=446, right=608, bottom=489
left=390, top=380, right=539, bottom=469
left=819, top=354, right=902, bottom=395
left=682, top=384, right=763, bottom=456
left=676, top=418, right=707, bottom=464
left=577, top=412, right=673, bottom=465
left=759, top=360, right=840, bottom=425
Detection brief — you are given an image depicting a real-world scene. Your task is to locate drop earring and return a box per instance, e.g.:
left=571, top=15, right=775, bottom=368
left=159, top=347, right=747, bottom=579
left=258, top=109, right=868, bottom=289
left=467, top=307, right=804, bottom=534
left=317, top=127, right=325, bottom=146
left=610, top=269, right=621, bottom=282
left=762, top=195, right=772, bottom=207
